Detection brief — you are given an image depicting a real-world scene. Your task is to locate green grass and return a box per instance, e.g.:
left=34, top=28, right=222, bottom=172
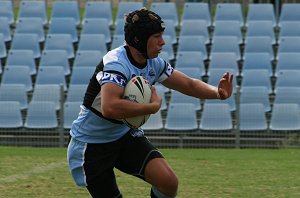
left=0, top=147, right=300, bottom=198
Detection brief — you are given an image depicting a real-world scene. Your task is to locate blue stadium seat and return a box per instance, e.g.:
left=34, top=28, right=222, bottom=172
left=275, top=52, right=300, bottom=76
left=274, top=87, right=300, bottom=106
left=83, top=1, right=113, bottom=27
left=210, top=36, right=241, bottom=60
left=239, top=103, right=268, bottom=131
left=275, top=70, right=300, bottom=92
left=17, top=0, right=48, bottom=25
left=0, top=17, right=12, bottom=42
left=77, top=34, right=107, bottom=54
left=240, top=86, right=271, bottom=112
left=31, top=84, right=61, bottom=110
left=208, top=52, right=239, bottom=76
left=69, top=66, right=94, bottom=85
left=15, top=18, right=45, bottom=43
left=141, top=110, right=164, bottom=131
left=164, top=19, right=177, bottom=44
left=270, top=103, right=300, bottom=131
left=240, top=69, right=272, bottom=94
left=175, top=51, right=205, bottom=70
left=213, top=21, right=243, bottom=44
left=177, top=67, right=204, bottom=79
left=242, top=53, right=273, bottom=77
left=165, top=103, right=198, bottom=131
left=243, top=36, right=274, bottom=60
left=113, top=18, right=125, bottom=37
left=0, top=84, right=28, bottom=110
left=179, top=20, right=210, bottom=44
left=10, top=33, right=41, bottom=58
left=63, top=101, right=81, bottom=129
left=44, top=34, right=74, bottom=59
left=245, top=21, right=276, bottom=45
left=199, top=103, right=233, bottom=131
left=50, top=0, right=80, bottom=26
left=116, top=2, right=143, bottom=21
left=81, top=18, right=111, bottom=44
left=0, top=34, right=7, bottom=59
left=0, top=101, right=23, bottom=128
left=39, top=50, right=70, bottom=75
left=150, top=2, right=179, bottom=27
left=181, top=2, right=211, bottom=27
left=111, top=35, right=125, bottom=50
left=161, top=35, right=174, bottom=60
left=0, top=0, right=14, bottom=25
left=214, top=3, right=244, bottom=27
left=278, top=37, right=300, bottom=54
left=35, top=66, right=67, bottom=91
left=73, top=50, right=103, bottom=68
left=48, top=18, right=78, bottom=43
left=246, top=3, right=276, bottom=27
left=279, top=3, right=300, bottom=26
left=25, top=101, right=58, bottom=129
left=177, top=36, right=208, bottom=60
left=66, top=84, right=87, bottom=102
left=169, top=90, right=201, bottom=111
left=1, top=66, right=33, bottom=92
left=278, top=21, right=300, bottom=43
left=5, top=50, right=36, bottom=75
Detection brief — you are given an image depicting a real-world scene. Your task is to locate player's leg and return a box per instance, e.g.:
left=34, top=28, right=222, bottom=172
left=115, top=133, right=178, bottom=198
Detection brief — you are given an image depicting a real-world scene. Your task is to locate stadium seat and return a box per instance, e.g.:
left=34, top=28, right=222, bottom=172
left=63, top=101, right=81, bottom=129
left=0, top=84, right=28, bottom=110
left=113, top=18, right=125, bottom=37
left=240, top=86, right=271, bottom=112
left=278, top=37, right=300, bottom=54
left=81, top=18, right=111, bottom=44
left=243, top=36, right=274, bottom=60
left=275, top=52, right=300, bottom=76
left=5, top=50, right=36, bottom=75
left=242, top=53, right=273, bottom=77
left=0, top=101, right=23, bottom=128
left=10, top=33, right=41, bottom=58
left=44, top=34, right=74, bottom=59
left=208, top=68, right=237, bottom=94
left=50, top=0, right=80, bottom=26
left=115, top=2, right=143, bottom=21
left=214, top=3, right=244, bottom=27
left=177, top=67, right=204, bottom=80
left=275, top=70, right=300, bottom=92
left=35, top=66, right=67, bottom=91
left=141, top=110, right=164, bottom=131
left=210, top=36, right=241, bottom=60
left=181, top=2, right=211, bottom=27
left=165, top=103, right=198, bottom=131
left=177, top=36, right=208, bottom=60
left=246, top=3, right=276, bottom=27
left=0, top=34, right=7, bottom=59
left=48, top=18, right=78, bottom=43
left=15, top=18, right=45, bottom=43
left=66, top=84, right=87, bottom=102
left=77, top=34, right=107, bottom=54
left=279, top=3, right=300, bottom=26
left=39, top=50, right=70, bottom=75
left=274, top=87, right=300, bottom=106
left=245, top=21, right=276, bottom=45
left=69, top=66, right=94, bottom=85
left=270, top=103, right=300, bottom=131
left=25, top=101, right=58, bottom=129
left=155, top=85, right=167, bottom=111
left=0, top=17, right=12, bottom=42
left=239, top=103, right=268, bottom=131
left=208, top=52, right=239, bottom=76
left=0, top=0, right=14, bottom=25
left=161, top=35, right=174, bottom=60
left=73, top=50, right=103, bottom=68
left=212, top=21, right=243, bottom=44
left=175, top=51, right=205, bottom=70
left=1, top=66, right=33, bottom=92
left=110, top=35, right=125, bottom=50
left=150, top=2, right=179, bottom=27
left=278, top=21, right=300, bottom=43
left=199, top=103, right=233, bottom=131
left=17, top=0, right=48, bottom=25
left=82, top=1, right=113, bottom=27
left=179, top=20, right=210, bottom=44
left=169, top=90, right=201, bottom=111
left=31, top=84, right=61, bottom=110
left=163, top=19, right=177, bottom=44
left=204, top=94, right=236, bottom=112
left=240, top=69, right=272, bottom=94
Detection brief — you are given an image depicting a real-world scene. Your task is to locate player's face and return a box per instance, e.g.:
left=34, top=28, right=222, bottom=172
left=147, top=32, right=165, bottom=58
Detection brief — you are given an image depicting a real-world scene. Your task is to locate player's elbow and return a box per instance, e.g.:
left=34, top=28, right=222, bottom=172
left=101, top=106, right=116, bottom=119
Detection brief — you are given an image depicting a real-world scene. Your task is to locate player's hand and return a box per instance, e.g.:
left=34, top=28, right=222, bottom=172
left=217, top=72, right=234, bottom=100
left=149, top=86, right=162, bottom=114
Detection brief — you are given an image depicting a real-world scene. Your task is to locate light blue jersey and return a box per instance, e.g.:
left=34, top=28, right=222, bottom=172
left=70, top=46, right=173, bottom=143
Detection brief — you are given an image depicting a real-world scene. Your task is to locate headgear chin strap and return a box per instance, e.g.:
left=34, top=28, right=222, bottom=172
left=124, top=8, right=165, bottom=58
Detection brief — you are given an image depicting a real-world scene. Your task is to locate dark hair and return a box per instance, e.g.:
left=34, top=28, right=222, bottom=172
left=124, top=8, right=165, bottom=58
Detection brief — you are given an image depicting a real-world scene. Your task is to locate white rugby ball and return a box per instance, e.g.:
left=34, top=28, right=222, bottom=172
left=123, top=76, right=151, bottom=128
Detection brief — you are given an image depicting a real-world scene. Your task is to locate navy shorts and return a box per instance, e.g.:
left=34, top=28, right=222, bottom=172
left=67, top=132, right=164, bottom=197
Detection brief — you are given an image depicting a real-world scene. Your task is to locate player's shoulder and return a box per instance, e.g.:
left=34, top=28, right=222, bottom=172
left=103, top=46, right=127, bottom=65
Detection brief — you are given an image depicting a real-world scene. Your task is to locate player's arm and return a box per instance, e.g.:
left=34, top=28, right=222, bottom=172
left=100, top=82, right=161, bottom=119
left=162, top=70, right=233, bottom=100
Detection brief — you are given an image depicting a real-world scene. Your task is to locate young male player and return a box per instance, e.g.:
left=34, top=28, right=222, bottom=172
left=67, top=8, right=233, bottom=198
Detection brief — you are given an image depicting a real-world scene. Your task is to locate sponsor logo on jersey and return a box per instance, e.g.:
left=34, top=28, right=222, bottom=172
left=97, top=71, right=126, bottom=87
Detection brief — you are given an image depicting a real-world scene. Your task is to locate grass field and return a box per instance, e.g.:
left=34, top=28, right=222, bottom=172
left=0, top=146, right=300, bottom=198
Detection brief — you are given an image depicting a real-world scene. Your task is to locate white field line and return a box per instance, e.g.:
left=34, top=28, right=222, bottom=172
left=0, top=161, right=67, bottom=183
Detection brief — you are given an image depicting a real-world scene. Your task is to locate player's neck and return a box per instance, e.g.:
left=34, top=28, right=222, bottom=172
left=127, top=45, right=147, bottom=65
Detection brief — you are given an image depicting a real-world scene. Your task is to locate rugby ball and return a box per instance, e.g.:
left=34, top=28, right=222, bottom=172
left=123, top=76, right=151, bottom=128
